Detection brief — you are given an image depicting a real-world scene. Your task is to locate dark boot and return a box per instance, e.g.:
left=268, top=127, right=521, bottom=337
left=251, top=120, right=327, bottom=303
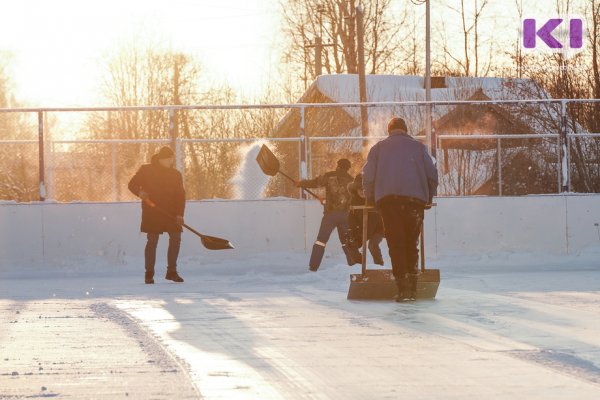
left=407, top=273, right=418, bottom=301
left=165, top=267, right=184, bottom=282
left=373, top=253, right=384, bottom=266
left=342, top=245, right=358, bottom=266
left=308, top=242, right=326, bottom=271
left=394, top=294, right=416, bottom=303
left=394, top=274, right=416, bottom=302
left=145, top=269, right=154, bottom=284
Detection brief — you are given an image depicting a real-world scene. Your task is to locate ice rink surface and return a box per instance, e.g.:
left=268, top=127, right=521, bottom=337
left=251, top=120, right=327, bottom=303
left=1, top=251, right=600, bottom=399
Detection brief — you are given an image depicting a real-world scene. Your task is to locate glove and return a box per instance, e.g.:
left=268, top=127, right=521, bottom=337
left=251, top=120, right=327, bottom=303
left=175, top=216, right=184, bottom=226
left=138, top=190, right=150, bottom=201
left=425, top=197, right=434, bottom=210
left=294, top=180, right=302, bottom=188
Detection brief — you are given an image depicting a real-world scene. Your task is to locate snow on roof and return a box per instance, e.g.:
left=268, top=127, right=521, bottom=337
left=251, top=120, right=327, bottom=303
left=313, top=74, right=564, bottom=137
left=315, top=74, right=548, bottom=104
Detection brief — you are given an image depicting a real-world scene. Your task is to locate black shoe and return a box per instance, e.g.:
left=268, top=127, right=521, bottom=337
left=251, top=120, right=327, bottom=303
left=165, top=270, right=184, bottom=282
left=394, top=293, right=416, bottom=302
left=145, top=271, right=154, bottom=284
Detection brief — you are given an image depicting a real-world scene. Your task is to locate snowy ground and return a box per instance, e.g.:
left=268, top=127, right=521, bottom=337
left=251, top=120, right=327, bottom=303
left=1, top=251, right=600, bottom=399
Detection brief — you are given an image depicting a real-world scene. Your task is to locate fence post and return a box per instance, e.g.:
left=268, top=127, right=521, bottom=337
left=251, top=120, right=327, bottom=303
left=169, top=108, right=177, bottom=148
left=497, top=138, right=503, bottom=196
left=111, top=142, right=117, bottom=201
left=169, top=108, right=184, bottom=174
left=38, top=111, right=45, bottom=201
left=560, top=100, right=569, bottom=192
left=299, top=105, right=307, bottom=199
left=175, top=137, right=184, bottom=184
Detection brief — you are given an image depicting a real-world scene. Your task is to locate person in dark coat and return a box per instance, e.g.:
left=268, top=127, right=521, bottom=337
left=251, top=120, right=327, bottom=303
left=346, top=173, right=384, bottom=266
left=128, top=146, right=186, bottom=284
left=296, top=158, right=355, bottom=271
left=363, top=117, right=438, bottom=302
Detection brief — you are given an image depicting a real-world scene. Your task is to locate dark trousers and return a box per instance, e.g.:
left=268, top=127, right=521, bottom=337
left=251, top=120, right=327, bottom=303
left=145, top=231, right=182, bottom=275
left=348, top=210, right=384, bottom=265
left=379, top=198, right=424, bottom=295
left=367, top=231, right=384, bottom=265
left=309, top=211, right=353, bottom=270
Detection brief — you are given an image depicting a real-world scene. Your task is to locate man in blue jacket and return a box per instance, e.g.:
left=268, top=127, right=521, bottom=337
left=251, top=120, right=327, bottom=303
left=362, top=117, right=438, bottom=302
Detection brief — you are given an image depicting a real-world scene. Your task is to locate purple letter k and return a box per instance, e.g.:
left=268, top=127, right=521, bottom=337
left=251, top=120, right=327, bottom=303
left=523, top=19, right=563, bottom=49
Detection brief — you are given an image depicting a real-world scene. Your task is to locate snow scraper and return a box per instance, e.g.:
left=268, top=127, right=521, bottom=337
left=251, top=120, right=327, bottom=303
left=347, top=205, right=440, bottom=300
left=145, top=199, right=234, bottom=250
left=256, top=144, right=324, bottom=201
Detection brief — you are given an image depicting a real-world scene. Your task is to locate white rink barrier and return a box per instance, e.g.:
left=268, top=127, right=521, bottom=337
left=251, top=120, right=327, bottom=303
left=1, top=195, right=599, bottom=268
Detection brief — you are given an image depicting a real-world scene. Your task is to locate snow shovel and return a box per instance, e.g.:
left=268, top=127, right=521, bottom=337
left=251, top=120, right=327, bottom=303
left=256, top=144, right=324, bottom=201
left=145, top=199, right=234, bottom=250
left=347, top=205, right=440, bottom=300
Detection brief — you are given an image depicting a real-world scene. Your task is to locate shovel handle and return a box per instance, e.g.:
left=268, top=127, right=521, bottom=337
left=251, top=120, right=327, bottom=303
left=144, top=198, right=183, bottom=225
left=278, top=170, right=324, bottom=202
left=420, top=225, right=425, bottom=273
left=361, top=207, right=368, bottom=275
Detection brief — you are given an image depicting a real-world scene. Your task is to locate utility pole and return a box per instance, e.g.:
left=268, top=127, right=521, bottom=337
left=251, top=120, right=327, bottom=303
left=306, top=5, right=334, bottom=77
left=171, top=55, right=181, bottom=149
left=307, top=36, right=335, bottom=77
left=356, top=5, right=369, bottom=138
left=425, top=0, right=434, bottom=157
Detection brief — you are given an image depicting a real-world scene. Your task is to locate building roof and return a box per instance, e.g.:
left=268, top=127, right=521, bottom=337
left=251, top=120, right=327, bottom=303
left=271, top=74, right=569, bottom=141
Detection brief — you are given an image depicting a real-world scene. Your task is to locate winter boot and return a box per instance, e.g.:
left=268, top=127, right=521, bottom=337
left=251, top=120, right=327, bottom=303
left=308, top=241, right=326, bottom=271
left=165, top=267, right=184, bottom=283
left=407, top=273, right=418, bottom=301
left=394, top=274, right=416, bottom=302
left=145, top=269, right=154, bottom=284
left=342, top=244, right=359, bottom=266
left=394, top=293, right=416, bottom=303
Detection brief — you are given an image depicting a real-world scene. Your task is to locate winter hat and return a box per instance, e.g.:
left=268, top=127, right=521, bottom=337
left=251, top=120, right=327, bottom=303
left=387, top=117, right=407, bottom=134
left=157, top=146, right=175, bottom=159
left=337, top=158, right=351, bottom=171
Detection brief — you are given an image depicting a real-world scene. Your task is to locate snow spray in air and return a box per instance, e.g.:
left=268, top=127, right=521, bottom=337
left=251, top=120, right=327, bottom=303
left=230, top=141, right=270, bottom=199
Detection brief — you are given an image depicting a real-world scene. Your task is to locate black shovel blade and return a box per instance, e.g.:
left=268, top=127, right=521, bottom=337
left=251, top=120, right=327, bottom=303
left=200, top=234, right=235, bottom=250
left=256, top=144, right=280, bottom=177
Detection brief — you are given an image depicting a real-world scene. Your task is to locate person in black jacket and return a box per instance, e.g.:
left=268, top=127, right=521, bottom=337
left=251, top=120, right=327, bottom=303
left=296, top=158, right=355, bottom=271
left=346, top=173, right=384, bottom=266
left=128, top=146, right=186, bottom=284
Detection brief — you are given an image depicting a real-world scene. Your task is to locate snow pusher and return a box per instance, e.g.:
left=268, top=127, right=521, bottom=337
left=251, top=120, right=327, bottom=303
left=347, top=205, right=440, bottom=300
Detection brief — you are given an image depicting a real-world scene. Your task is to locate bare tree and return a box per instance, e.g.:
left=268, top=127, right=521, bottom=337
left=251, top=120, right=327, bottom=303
left=438, top=0, right=492, bottom=77
left=280, top=0, right=408, bottom=91
left=81, top=41, right=290, bottom=201
left=0, top=57, right=38, bottom=202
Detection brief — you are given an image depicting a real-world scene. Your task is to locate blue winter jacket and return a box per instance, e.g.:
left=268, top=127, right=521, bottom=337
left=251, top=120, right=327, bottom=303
left=362, top=129, right=438, bottom=205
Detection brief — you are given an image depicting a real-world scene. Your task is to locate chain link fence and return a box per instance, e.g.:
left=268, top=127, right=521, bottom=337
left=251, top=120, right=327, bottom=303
left=1, top=100, right=600, bottom=202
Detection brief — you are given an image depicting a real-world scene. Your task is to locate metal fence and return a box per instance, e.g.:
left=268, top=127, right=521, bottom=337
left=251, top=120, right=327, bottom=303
left=1, top=99, right=600, bottom=202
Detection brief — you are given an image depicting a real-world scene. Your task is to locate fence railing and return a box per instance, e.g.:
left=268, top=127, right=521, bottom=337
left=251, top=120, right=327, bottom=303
left=1, top=99, right=600, bottom=202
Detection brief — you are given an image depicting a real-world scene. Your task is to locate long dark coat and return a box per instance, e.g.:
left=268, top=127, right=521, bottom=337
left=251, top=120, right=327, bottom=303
left=128, top=155, right=186, bottom=233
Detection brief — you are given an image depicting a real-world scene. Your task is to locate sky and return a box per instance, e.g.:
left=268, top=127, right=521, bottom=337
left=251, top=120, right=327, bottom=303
left=0, top=0, right=282, bottom=107
left=0, top=0, right=575, bottom=108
